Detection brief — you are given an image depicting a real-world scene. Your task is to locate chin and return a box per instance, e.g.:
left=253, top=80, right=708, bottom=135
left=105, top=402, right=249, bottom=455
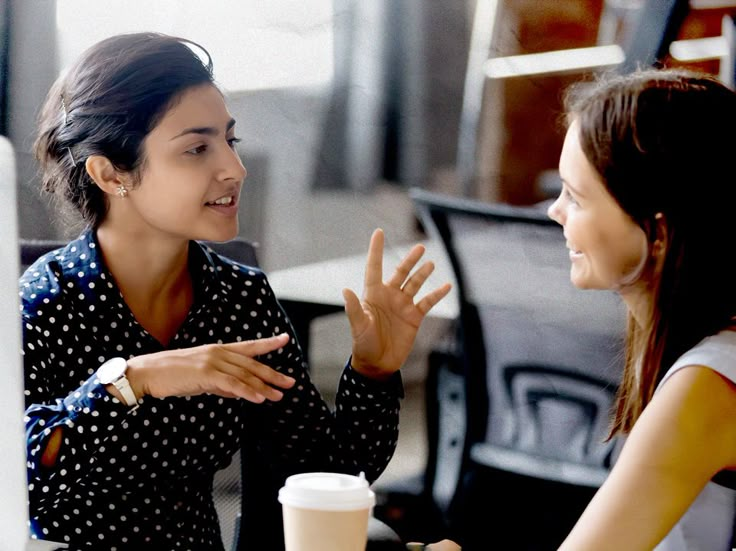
left=207, top=223, right=240, bottom=243
left=189, top=227, right=239, bottom=244
left=569, top=267, right=599, bottom=291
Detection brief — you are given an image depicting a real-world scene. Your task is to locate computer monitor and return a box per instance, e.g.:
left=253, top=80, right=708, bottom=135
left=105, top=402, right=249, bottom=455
left=0, top=136, right=65, bottom=551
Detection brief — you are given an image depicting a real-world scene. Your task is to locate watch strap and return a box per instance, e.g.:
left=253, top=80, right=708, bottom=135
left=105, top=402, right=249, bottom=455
left=113, top=376, right=138, bottom=408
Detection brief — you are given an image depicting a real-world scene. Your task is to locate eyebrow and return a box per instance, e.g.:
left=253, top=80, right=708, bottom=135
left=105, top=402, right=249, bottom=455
left=170, top=118, right=236, bottom=140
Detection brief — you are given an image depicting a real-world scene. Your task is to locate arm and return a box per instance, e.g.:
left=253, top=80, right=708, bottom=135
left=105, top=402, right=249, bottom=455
left=250, top=229, right=451, bottom=483
left=241, top=273, right=402, bottom=483
left=559, top=365, right=736, bottom=550
left=23, top=310, right=140, bottom=511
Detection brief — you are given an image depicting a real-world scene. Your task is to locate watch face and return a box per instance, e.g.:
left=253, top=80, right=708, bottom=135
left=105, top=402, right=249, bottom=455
left=97, top=357, right=127, bottom=384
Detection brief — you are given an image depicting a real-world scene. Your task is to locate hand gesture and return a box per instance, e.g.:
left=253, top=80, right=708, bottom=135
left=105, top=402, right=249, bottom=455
left=125, top=333, right=296, bottom=403
left=342, top=229, right=452, bottom=380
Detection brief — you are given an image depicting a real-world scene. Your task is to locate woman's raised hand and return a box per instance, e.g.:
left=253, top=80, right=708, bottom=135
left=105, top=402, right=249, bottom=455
left=342, top=228, right=452, bottom=380
left=125, top=333, right=296, bottom=403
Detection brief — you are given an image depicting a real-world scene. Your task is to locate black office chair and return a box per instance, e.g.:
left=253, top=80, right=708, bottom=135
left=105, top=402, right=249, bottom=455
left=406, top=188, right=626, bottom=550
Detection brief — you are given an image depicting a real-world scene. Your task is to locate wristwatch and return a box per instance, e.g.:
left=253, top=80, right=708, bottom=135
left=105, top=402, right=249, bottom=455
left=97, top=357, right=138, bottom=408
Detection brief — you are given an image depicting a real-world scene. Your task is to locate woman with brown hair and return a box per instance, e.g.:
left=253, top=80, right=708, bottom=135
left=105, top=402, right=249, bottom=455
left=427, top=68, right=736, bottom=550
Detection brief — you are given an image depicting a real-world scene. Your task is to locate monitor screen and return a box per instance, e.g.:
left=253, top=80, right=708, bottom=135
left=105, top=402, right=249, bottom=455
left=0, top=136, right=65, bottom=551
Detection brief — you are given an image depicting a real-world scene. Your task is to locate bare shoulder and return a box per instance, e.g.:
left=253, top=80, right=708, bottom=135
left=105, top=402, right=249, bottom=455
left=651, top=364, right=736, bottom=468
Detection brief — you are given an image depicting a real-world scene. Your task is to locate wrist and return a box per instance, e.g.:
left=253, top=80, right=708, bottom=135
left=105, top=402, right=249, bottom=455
left=97, top=357, right=139, bottom=407
left=349, top=357, right=394, bottom=382
left=124, top=356, right=147, bottom=399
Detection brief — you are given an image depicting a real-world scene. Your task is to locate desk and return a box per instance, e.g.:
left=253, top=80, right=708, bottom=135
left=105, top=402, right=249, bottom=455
left=267, top=240, right=459, bottom=362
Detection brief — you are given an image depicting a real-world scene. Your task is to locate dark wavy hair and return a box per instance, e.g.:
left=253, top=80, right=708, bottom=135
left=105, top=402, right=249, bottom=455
left=34, top=32, right=215, bottom=229
left=564, top=68, right=736, bottom=435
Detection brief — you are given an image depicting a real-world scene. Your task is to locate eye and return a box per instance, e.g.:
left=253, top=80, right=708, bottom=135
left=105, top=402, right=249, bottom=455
left=562, top=187, right=579, bottom=206
left=227, top=137, right=242, bottom=149
left=186, top=144, right=208, bottom=156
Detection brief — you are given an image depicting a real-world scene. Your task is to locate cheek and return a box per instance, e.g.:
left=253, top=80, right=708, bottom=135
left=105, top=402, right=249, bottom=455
left=138, top=163, right=205, bottom=204
left=595, top=224, right=648, bottom=282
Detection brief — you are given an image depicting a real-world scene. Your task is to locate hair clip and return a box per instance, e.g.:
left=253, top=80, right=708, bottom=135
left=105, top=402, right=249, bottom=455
left=60, top=96, right=69, bottom=125
left=66, top=147, right=77, bottom=167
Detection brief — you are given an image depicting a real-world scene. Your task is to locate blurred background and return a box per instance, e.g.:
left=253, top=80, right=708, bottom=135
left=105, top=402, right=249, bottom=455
left=2, top=0, right=735, bottom=547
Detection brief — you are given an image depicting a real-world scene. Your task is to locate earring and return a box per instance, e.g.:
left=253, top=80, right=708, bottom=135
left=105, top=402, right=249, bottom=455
left=116, top=185, right=128, bottom=199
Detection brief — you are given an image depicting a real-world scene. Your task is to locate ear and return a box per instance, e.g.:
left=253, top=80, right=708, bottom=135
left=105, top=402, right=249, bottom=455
left=85, top=155, right=130, bottom=196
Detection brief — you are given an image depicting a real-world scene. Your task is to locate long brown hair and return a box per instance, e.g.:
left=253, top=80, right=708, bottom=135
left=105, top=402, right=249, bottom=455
left=564, top=69, right=736, bottom=435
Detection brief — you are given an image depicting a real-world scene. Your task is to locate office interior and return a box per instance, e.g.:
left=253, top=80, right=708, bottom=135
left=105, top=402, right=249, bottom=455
left=2, top=0, right=735, bottom=549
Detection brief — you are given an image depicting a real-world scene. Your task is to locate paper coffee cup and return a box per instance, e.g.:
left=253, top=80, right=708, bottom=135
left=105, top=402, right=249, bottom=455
left=278, top=472, right=376, bottom=551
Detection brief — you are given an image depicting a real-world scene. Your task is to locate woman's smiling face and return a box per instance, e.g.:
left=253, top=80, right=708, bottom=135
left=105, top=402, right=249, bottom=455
left=547, top=120, right=649, bottom=292
left=107, top=83, right=247, bottom=243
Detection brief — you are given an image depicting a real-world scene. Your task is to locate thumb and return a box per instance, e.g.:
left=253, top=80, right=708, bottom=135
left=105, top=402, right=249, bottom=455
left=342, top=288, right=367, bottom=336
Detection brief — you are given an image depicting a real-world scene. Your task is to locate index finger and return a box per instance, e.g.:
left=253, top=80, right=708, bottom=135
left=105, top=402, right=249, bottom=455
left=364, top=228, right=385, bottom=288
left=224, top=333, right=290, bottom=357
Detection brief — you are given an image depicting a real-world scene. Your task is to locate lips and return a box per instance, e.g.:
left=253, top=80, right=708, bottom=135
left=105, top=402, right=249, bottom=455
left=206, top=195, right=234, bottom=206
left=565, top=241, right=583, bottom=260
left=205, top=187, right=240, bottom=207
left=204, top=188, right=240, bottom=216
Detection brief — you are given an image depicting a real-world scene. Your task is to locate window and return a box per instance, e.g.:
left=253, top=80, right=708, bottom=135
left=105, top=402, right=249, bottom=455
left=56, top=0, right=334, bottom=91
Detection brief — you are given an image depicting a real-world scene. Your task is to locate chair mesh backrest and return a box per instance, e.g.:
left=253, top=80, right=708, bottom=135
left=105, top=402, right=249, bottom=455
left=453, top=212, right=625, bottom=464
left=411, top=189, right=626, bottom=467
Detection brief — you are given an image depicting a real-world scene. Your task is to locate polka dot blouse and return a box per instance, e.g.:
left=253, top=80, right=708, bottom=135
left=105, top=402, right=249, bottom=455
left=21, top=230, right=402, bottom=550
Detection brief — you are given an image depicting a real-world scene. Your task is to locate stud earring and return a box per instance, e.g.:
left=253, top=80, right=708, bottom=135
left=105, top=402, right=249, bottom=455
left=116, top=185, right=128, bottom=199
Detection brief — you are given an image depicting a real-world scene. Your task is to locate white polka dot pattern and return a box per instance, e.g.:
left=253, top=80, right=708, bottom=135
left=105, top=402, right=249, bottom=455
left=20, top=230, right=402, bottom=550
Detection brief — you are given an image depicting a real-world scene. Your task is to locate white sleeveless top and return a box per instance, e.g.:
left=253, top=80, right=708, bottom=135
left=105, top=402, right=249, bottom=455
left=654, top=330, right=736, bottom=551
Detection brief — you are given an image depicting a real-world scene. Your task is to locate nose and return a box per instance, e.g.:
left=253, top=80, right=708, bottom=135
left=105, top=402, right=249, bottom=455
left=547, top=195, right=563, bottom=224
left=219, top=144, right=247, bottom=183
left=547, top=193, right=567, bottom=226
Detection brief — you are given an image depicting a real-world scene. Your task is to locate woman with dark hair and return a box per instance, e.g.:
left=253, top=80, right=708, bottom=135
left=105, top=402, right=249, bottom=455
left=424, top=68, right=736, bottom=550
left=23, top=32, right=450, bottom=549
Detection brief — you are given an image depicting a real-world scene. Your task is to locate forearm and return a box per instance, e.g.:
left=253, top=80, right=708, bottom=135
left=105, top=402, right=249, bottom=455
left=259, top=360, right=402, bottom=483
left=26, top=374, right=137, bottom=506
left=332, top=364, right=402, bottom=481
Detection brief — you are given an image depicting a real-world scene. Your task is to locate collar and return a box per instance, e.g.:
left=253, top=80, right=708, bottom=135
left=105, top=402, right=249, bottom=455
left=58, top=230, right=232, bottom=317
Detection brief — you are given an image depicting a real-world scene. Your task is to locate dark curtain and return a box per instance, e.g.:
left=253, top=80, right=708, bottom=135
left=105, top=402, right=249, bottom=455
left=311, top=0, right=468, bottom=192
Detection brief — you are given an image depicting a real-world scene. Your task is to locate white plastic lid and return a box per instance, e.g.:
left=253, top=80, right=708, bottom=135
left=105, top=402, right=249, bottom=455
left=278, top=471, right=376, bottom=511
